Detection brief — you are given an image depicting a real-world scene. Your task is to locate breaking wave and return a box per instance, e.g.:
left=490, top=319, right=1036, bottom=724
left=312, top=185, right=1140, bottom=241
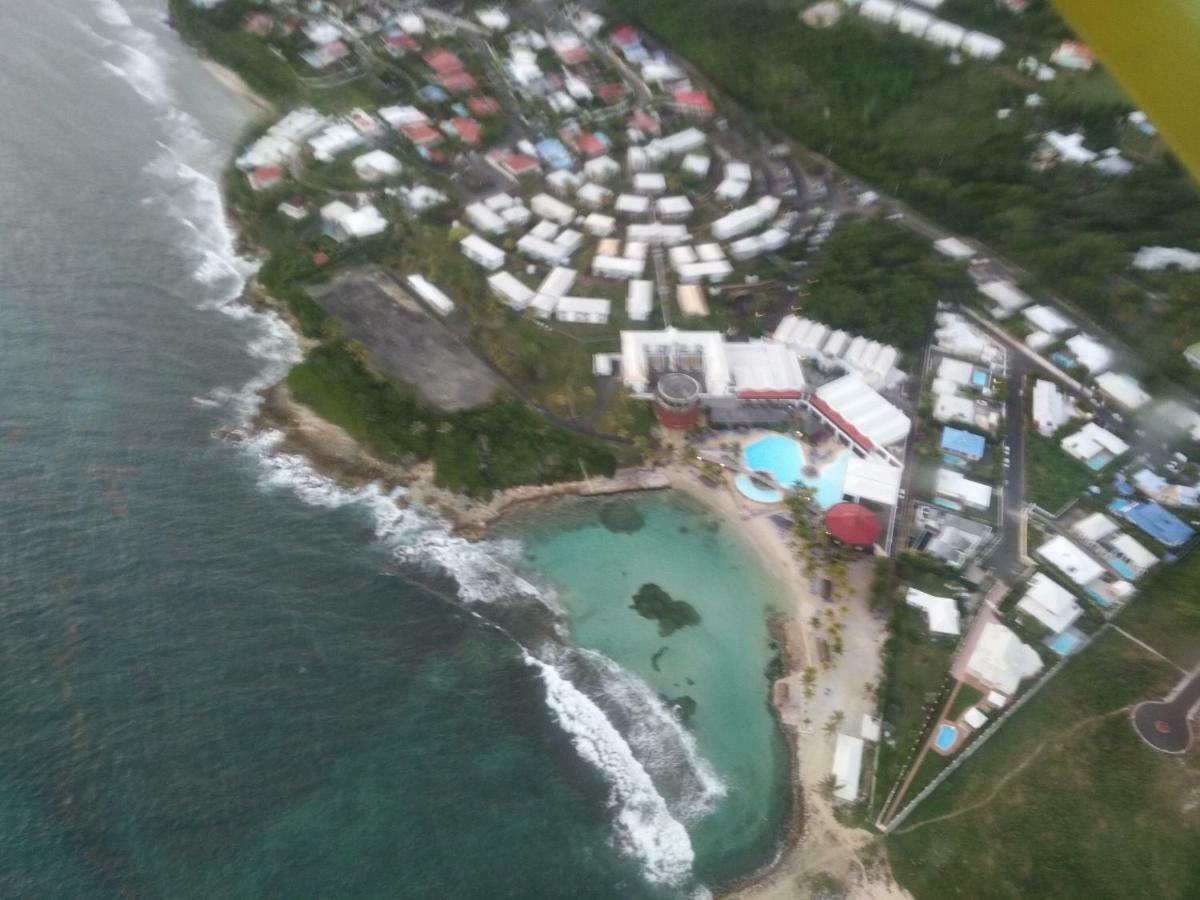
left=86, top=0, right=721, bottom=888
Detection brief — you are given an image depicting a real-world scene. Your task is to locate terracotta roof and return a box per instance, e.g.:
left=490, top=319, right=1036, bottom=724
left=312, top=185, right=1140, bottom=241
left=824, top=503, right=882, bottom=546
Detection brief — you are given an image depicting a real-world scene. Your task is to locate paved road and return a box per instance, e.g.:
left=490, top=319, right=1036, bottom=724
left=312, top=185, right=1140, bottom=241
left=1131, top=665, right=1200, bottom=753
left=987, top=351, right=1029, bottom=581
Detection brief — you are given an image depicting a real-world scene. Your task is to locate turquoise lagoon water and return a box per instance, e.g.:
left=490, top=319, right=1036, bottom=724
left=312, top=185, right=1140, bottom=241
left=740, top=435, right=850, bottom=508
left=499, top=493, right=792, bottom=887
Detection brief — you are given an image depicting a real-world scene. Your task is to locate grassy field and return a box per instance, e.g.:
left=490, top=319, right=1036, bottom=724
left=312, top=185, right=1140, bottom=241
left=873, top=557, right=966, bottom=816
left=1024, top=432, right=1099, bottom=513
left=887, top=550, right=1200, bottom=899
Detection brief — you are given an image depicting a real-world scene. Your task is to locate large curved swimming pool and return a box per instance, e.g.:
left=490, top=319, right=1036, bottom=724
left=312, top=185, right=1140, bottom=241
left=738, top=435, right=850, bottom=508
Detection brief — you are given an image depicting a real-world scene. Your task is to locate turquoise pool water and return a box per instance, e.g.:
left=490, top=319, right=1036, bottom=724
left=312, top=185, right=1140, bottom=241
left=931, top=724, right=960, bottom=753
left=739, top=436, right=849, bottom=508
left=970, top=369, right=989, bottom=387
left=1109, top=557, right=1136, bottom=579
left=734, top=475, right=784, bottom=504
left=934, top=723, right=958, bottom=752
left=1049, top=631, right=1082, bottom=655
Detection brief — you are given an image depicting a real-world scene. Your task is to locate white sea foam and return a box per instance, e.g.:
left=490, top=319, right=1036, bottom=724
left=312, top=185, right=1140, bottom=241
left=89, top=1, right=713, bottom=887
left=527, top=655, right=696, bottom=886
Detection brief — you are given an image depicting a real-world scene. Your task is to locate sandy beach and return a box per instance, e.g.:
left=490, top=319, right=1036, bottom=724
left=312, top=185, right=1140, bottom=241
left=200, top=59, right=276, bottom=116
left=668, top=457, right=909, bottom=900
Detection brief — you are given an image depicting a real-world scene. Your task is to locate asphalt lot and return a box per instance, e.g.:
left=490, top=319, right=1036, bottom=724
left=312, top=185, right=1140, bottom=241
left=309, top=267, right=499, bottom=412
left=1132, top=665, right=1200, bottom=754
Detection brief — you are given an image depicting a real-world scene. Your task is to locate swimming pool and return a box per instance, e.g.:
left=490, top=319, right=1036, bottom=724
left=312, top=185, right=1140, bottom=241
left=734, top=474, right=784, bottom=504
left=739, top=435, right=850, bottom=508
left=1049, top=631, right=1081, bottom=656
left=933, top=722, right=958, bottom=753
left=970, top=369, right=989, bottom=387
left=1109, top=557, right=1136, bottom=579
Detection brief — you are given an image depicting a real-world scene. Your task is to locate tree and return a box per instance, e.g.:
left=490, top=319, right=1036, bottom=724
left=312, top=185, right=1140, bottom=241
left=824, top=710, right=845, bottom=735
left=818, top=773, right=840, bottom=801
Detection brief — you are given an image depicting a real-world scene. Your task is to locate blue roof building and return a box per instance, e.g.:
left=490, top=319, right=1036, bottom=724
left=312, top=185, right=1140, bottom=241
left=941, top=427, right=986, bottom=461
left=418, top=84, right=450, bottom=104
left=535, top=138, right=573, bottom=170
left=1121, top=501, right=1195, bottom=547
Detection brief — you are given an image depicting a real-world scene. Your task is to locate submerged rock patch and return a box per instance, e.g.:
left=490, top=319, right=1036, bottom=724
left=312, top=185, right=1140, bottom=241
left=630, top=583, right=701, bottom=636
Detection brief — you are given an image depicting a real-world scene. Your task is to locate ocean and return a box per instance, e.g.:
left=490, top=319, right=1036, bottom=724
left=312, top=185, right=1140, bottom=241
left=0, top=1, right=788, bottom=896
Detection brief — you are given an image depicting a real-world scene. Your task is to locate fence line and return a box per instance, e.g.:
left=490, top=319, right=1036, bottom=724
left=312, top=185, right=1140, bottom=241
left=880, top=623, right=1110, bottom=832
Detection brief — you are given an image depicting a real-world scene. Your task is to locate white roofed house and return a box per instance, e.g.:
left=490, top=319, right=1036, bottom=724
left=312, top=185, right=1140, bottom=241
left=730, top=228, right=790, bottom=261
left=308, top=122, right=364, bottom=162
left=1060, top=422, right=1129, bottom=469
left=936, top=469, right=993, bottom=511
left=352, top=149, right=402, bottom=181
left=962, top=31, right=1005, bottom=59
left=583, top=213, right=617, bottom=237
left=530, top=266, right=577, bottom=319
left=546, top=170, right=583, bottom=196
left=1023, top=305, right=1073, bottom=335
left=615, top=193, right=651, bottom=217
left=859, top=0, right=898, bottom=25
left=934, top=237, right=975, bottom=260
left=554, top=229, right=584, bottom=258
left=1037, top=535, right=1105, bottom=586
left=895, top=7, right=932, bottom=37
left=517, top=234, right=569, bottom=267
left=1016, top=573, right=1082, bottom=635
left=1109, top=533, right=1158, bottom=577
left=1095, top=372, right=1152, bottom=411
left=584, top=155, right=621, bottom=182
left=712, top=197, right=781, bottom=241
left=320, top=200, right=387, bottom=242
left=1032, top=379, right=1072, bottom=436
left=656, top=196, right=694, bottom=221
left=843, top=456, right=903, bottom=507
left=531, top=193, right=576, bottom=226
left=925, top=20, right=966, bottom=49
left=634, top=172, right=667, bottom=195
left=465, top=202, right=509, bottom=235
left=487, top=271, right=535, bottom=310
left=965, top=623, right=1043, bottom=695
left=1065, top=334, right=1113, bottom=374
left=236, top=107, right=328, bottom=172
left=627, top=223, right=691, bottom=246
left=593, top=255, right=646, bottom=280
left=681, top=153, right=711, bottom=179
left=405, top=274, right=455, bottom=316
left=676, top=284, right=710, bottom=317
left=459, top=234, right=506, bottom=271
left=977, top=280, right=1032, bottom=316
left=576, top=183, right=612, bottom=210
left=626, top=280, right=654, bottom=322
left=677, top=260, right=734, bottom=284
left=1071, top=512, right=1120, bottom=544
left=555, top=296, right=611, bottom=324
left=831, top=734, right=865, bottom=803
left=906, top=588, right=961, bottom=637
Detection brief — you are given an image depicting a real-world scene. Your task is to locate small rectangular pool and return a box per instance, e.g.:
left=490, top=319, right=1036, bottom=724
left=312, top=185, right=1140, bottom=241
left=1049, top=631, right=1081, bottom=656
left=970, top=369, right=990, bottom=387
left=933, top=722, right=958, bottom=752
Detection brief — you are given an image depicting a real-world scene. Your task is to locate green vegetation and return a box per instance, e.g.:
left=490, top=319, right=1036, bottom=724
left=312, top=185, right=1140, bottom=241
left=611, top=0, right=1200, bottom=388
left=802, top=221, right=971, bottom=353
left=1024, top=432, right=1096, bottom=512
left=630, top=583, right=702, bottom=636
left=887, top=547, right=1200, bottom=899
left=287, top=342, right=617, bottom=497
left=945, top=684, right=984, bottom=722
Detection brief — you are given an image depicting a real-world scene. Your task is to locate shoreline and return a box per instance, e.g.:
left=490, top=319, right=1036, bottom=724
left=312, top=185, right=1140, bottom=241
left=199, top=59, right=276, bottom=117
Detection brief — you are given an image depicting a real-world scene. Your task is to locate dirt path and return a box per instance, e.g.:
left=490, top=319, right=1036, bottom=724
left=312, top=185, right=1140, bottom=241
left=892, top=705, right=1131, bottom=836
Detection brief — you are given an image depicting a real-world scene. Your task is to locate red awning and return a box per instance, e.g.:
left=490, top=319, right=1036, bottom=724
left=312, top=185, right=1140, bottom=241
left=824, top=503, right=881, bottom=546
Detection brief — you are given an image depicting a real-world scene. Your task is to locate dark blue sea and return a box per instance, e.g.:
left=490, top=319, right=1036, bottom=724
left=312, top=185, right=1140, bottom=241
left=0, top=2, right=788, bottom=896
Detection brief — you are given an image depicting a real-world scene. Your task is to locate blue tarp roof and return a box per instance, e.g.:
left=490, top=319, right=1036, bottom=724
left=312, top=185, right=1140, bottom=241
left=941, top=427, right=986, bottom=460
left=535, top=138, right=573, bottom=170
left=419, top=84, right=450, bottom=103
left=1122, top=501, right=1195, bottom=547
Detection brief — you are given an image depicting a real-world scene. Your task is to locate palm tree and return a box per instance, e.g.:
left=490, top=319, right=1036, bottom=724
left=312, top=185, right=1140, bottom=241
left=817, top=773, right=840, bottom=801
left=823, top=710, right=845, bottom=735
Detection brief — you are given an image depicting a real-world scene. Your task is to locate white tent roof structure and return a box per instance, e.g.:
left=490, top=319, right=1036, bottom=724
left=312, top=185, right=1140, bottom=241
left=1016, top=573, right=1082, bottom=634
left=906, top=588, right=961, bottom=636
left=831, top=734, right=865, bottom=802
left=966, top=623, right=1043, bottom=694
left=812, top=374, right=911, bottom=450
left=843, top=456, right=903, bottom=507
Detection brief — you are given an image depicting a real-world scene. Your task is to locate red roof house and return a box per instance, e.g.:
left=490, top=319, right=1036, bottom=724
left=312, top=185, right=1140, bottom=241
left=424, top=48, right=464, bottom=74
left=674, top=89, right=715, bottom=118
left=575, top=132, right=606, bottom=158
left=627, top=109, right=661, bottom=136
left=385, top=33, right=420, bottom=53
left=400, top=121, right=443, bottom=145
left=452, top=117, right=482, bottom=145
left=248, top=165, right=285, bottom=192
left=596, top=82, right=630, bottom=104
left=492, top=150, right=540, bottom=177
left=467, top=94, right=501, bottom=117
left=243, top=12, right=274, bottom=36
left=824, top=503, right=882, bottom=547
left=440, top=70, right=478, bottom=93
left=610, top=25, right=639, bottom=46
